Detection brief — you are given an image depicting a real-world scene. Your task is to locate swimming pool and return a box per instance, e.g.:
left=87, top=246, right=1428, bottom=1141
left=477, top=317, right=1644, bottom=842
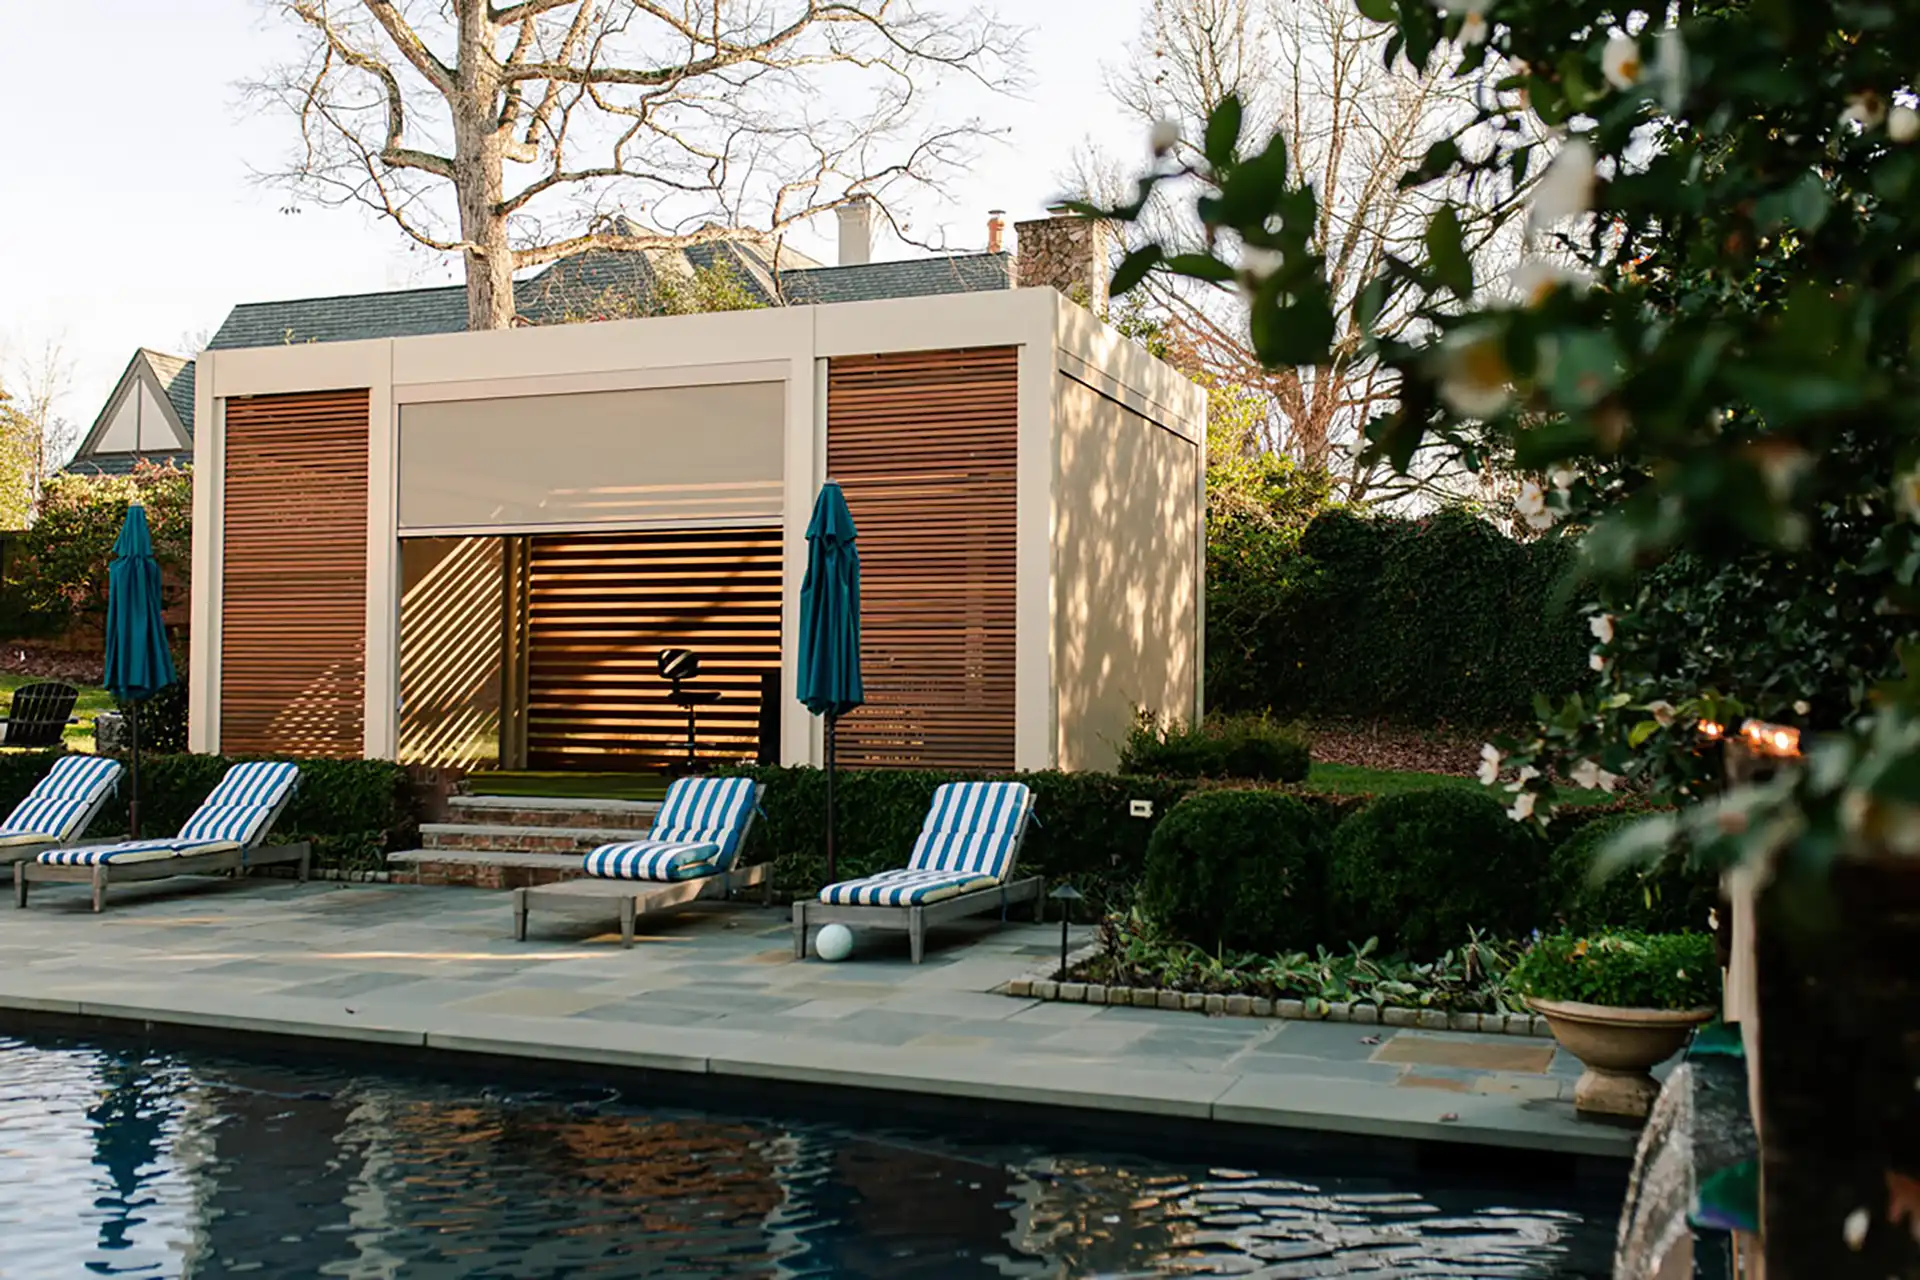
left=0, top=1031, right=1618, bottom=1277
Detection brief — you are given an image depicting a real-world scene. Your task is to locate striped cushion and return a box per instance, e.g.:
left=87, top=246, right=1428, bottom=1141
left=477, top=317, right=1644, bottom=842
left=0, top=832, right=60, bottom=849
left=818, top=867, right=998, bottom=907
left=583, top=839, right=720, bottom=882
left=177, top=762, right=299, bottom=846
left=0, top=755, right=122, bottom=839
left=38, top=840, right=226, bottom=866
left=651, top=777, right=759, bottom=871
left=906, top=782, right=1032, bottom=881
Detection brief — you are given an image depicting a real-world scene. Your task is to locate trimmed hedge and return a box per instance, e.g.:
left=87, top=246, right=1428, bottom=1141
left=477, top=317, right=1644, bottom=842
left=1140, top=790, right=1327, bottom=952
left=1549, top=813, right=1719, bottom=935
left=1208, top=508, right=1591, bottom=726
left=1117, top=712, right=1310, bottom=782
left=0, top=750, right=413, bottom=872
left=1326, top=789, right=1549, bottom=956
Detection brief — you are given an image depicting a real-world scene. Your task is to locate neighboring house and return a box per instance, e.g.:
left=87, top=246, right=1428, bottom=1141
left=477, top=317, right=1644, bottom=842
left=65, top=349, right=196, bottom=475
left=71, top=204, right=1068, bottom=478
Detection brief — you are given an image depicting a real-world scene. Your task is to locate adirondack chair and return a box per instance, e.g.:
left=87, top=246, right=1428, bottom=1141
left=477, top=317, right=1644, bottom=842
left=0, top=683, right=79, bottom=749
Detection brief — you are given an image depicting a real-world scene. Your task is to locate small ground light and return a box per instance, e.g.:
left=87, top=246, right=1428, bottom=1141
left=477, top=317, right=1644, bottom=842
left=1697, top=719, right=1725, bottom=741
left=1048, top=884, right=1084, bottom=981
left=1740, top=719, right=1801, bottom=759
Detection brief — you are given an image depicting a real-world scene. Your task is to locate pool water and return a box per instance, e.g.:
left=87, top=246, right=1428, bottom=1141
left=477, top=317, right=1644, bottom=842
left=0, top=1032, right=1618, bottom=1277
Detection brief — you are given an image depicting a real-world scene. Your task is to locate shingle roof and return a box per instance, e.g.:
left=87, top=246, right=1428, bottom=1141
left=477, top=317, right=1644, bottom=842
left=64, top=451, right=192, bottom=476
left=144, top=350, right=195, bottom=435
left=207, top=246, right=1013, bottom=351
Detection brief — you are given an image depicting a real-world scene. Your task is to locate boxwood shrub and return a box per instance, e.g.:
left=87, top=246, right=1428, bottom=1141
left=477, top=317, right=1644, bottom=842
left=1117, top=712, right=1310, bottom=783
left=1549, top=813, right=1718, bottom=935
left=1511, top=931, right=1721, bottom=1010
left=1327, top=788, right=1547, bottom=956
left=1139, top=790, right=1328, bottom=952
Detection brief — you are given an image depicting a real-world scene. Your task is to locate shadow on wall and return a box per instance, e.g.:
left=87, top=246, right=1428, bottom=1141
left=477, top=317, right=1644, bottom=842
left=1053, top=378, right=1199, bottom=772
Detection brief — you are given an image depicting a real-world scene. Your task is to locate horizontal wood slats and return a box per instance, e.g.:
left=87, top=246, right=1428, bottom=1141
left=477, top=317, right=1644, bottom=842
left=828, top=347, right=1017, bottom=770
left=525, top=528, right=782, bottom=770
left=220, top=389, right=369, bottom=756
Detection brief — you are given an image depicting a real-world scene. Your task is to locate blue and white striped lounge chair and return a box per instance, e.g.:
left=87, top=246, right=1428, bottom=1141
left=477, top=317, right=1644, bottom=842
left=0, top=755, right=124, bottom=865
left=16, top=761, right=308, bottom=913
left=512, top=776, right=766, bottom=948
left=793, top=781, right=1042, bottom=964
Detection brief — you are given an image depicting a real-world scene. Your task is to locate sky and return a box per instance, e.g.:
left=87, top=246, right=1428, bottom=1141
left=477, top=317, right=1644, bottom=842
left=0, top=0, right=1152, bottom=447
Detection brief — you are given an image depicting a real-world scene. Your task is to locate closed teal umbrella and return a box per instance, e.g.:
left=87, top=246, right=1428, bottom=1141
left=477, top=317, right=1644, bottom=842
left=797, top=482, right=863, bottom=883
left=104, top=502, right=176, bottom=838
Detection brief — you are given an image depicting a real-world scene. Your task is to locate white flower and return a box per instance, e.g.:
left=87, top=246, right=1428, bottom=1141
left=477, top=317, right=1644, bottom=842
left=1549, top=466, right=1579, bottom=492
left=1507, top=791, right=1537, bottom=822
left=1589, top=613, right=1615, bottom=644
left=1570, top=759, right=1603, bottom=790
left=1655, top=27, right=1688, bottom=114
left=1241, top=245, right=1285, bottom=280
left=1602, top=34, right=1643, bottom=91
left=1150, top=118, right=1183, bottom=156
left=1516, top=478, right=1548, bottom=518
left=1478, top=743, right=1503, bottom=785
left=1530, top=138, right=1597, bottom=227
left=1508, top=765, right=1540, bottom=793
left=1646, top=700, right=1677, bottom=727
left=1591, top=652, right=1609, bottom=672
left=1512, top=258, right=1589, bottom=308
left=1437, top=332, right=1513, bottom=420
left=1460, top=10, right=1489, bottom=45
left=1894, top=467, right=1920, bottom=522
left=1843, top=1206, right=1870, bottom=1252
left=1892, top=105, right=1920, bottom=143
left=1844, top=91, right=1887, bottom=130
left=1793, top=699, right=1811, bottom=716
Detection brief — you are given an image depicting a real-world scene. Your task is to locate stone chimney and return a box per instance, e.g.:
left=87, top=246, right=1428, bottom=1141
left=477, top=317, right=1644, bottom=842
left=986, top=209, right=1007, bottom=255
left=836, top=197, right=873, bottom=266
left=1014, top=209, right=1109, bottom=310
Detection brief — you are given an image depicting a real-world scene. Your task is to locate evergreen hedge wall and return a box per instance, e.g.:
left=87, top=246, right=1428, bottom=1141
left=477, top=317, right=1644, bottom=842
left=1207, top=508, right=1592, bottom=726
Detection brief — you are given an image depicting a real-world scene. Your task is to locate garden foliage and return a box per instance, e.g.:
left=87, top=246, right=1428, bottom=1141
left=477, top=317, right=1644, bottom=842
left=1510, top=931, right=1721, bottom=1012
left=1117, top=710, right=1309, bottom=782
left=4, top=463, right=191, bottom=638
left=1548, top=812, right=1717, bottom=936
left=1208, top=508, right=1590, bottom=725
left=1139, top=789, right=1327, bottom=951
left=1326, top=788, right=1549, bottom=956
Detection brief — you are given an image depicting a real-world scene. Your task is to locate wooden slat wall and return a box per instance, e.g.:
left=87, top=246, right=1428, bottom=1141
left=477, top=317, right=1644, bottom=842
left=220, top=389, right=370, bottom=756
left=524, top=528, right=783, bottom=769
left=827, top=347, right=1017, bottom=770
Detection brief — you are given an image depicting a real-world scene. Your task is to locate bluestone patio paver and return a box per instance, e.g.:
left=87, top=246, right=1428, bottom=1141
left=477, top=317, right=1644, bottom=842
left=0, top=878, right=1632, bottom=1158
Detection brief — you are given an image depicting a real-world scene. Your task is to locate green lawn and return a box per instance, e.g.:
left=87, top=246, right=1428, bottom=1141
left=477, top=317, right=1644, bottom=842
left=0, top=674, right=112, bottom=753
left=1300, top=761, right=1618, bottom=806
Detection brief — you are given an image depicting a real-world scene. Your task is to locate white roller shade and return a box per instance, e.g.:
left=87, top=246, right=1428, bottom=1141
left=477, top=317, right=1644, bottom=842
left=398, top=381, right=784, bottom=532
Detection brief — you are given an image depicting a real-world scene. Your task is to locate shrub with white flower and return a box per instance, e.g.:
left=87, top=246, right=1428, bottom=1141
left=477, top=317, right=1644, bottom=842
left=1589, top=613, right=1615, bottom=645
left=1478, top=742, right=1504, bottom=785
left=1601, top=34, right=1642, bottom=91
left=1529, top=138, right=1596, bottom=226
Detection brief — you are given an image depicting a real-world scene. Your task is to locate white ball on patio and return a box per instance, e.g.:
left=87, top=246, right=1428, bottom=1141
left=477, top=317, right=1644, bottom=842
left=814, top=923, right=854, bottom=962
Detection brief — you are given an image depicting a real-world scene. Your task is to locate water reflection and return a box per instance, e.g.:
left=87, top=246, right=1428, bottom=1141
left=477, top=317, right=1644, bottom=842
left=0, top=1035, right=1615, bottom=1278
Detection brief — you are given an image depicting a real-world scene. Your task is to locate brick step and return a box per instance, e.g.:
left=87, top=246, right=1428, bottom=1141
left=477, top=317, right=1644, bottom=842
left=444, top=794, right=661, bottom=831
left=387, top=849, right=586, bottom=890
left=420, top=823, right=642, bottom=855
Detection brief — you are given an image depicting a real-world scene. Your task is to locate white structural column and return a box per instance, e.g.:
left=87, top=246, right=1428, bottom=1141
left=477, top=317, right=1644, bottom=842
left=363, top=343, right=399, bottom=759
left=187, top=353, right=224, bottom=753
left=1013, top=294, right=1060, bottom=771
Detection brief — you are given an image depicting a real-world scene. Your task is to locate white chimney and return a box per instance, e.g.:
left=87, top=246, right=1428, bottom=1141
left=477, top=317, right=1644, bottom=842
left=836, top=197, right=873, bottom=266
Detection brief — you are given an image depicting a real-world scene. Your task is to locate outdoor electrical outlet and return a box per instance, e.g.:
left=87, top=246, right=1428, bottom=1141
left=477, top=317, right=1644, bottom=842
left=1129, top=799, right=1154, bottom=818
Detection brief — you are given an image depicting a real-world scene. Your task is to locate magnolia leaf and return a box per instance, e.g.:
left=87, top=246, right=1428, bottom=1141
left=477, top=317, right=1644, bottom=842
left=1109, top=245, right=1163, bottom=298
left=1163, top=252, right=1237, bottom=283
left=1424, top=206, right=1474, bottom=298
left=1203, top=96, right=1244, bottom=169
left=1629, top=719, right=1662, bottom=748
left=1355, top=0, right=1396, bottom=19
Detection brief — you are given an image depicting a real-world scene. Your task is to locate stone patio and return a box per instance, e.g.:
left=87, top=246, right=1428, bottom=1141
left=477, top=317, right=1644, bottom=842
left=0, top=876, right=1634, bottom=1158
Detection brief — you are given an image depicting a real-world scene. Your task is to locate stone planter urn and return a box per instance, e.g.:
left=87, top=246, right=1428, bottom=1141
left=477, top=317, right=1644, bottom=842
left=1527, top=996, right=1715, bottom=1118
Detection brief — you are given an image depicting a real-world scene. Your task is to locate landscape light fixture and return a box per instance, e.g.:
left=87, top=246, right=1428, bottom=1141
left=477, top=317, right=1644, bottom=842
left=658, top=648, right=720, bottom=771
left=1048, top=883, right=1084, bottom=982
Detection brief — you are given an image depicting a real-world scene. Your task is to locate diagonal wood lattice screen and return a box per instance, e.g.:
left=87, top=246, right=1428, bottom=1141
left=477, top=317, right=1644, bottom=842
left=827, top=346, right=1017, bottom=770
left=524, top=528, right=783, bottom=770
left=220, top=389, right=369, bottom=756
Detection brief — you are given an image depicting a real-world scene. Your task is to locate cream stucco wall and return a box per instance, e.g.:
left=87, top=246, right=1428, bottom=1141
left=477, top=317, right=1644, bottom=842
left=1052, top=375, right=1202, bottom=772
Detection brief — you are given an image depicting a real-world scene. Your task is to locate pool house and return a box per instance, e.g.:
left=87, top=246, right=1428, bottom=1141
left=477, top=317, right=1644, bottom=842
left=185, top=287, right=1205, bottom=779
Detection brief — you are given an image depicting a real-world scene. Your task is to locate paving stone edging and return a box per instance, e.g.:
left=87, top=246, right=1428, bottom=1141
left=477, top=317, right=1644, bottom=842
left=1001, top=945, right=1555, bottom=1038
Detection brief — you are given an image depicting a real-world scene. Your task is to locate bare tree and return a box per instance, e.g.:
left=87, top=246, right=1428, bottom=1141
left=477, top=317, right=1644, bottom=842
left=1085, top=0, right=1507, bottom=505
left=252, top=1, right=1019, bottom=330
left=6, top=341, right=79, bottom=501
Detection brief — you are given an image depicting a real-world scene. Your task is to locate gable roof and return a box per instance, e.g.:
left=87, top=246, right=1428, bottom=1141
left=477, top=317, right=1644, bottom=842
left=65, top=349, right=196, bottom=476
left=208, top=245, right=1013, bottom=351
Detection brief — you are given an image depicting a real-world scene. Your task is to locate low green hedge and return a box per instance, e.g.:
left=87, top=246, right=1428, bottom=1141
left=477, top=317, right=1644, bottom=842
left=1549, top=813, right=1719, bottom=935
left=1140, top=790, right=1327, bottom=951
left=1117, top=712, right=1311, bottom=783
left=0, top=750, right=413, bottom=872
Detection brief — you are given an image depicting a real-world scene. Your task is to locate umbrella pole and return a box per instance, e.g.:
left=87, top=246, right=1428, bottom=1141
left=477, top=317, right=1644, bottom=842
left=825, top=712, right=837, bottom=885
left=127, top=702, right=141, bottom=840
